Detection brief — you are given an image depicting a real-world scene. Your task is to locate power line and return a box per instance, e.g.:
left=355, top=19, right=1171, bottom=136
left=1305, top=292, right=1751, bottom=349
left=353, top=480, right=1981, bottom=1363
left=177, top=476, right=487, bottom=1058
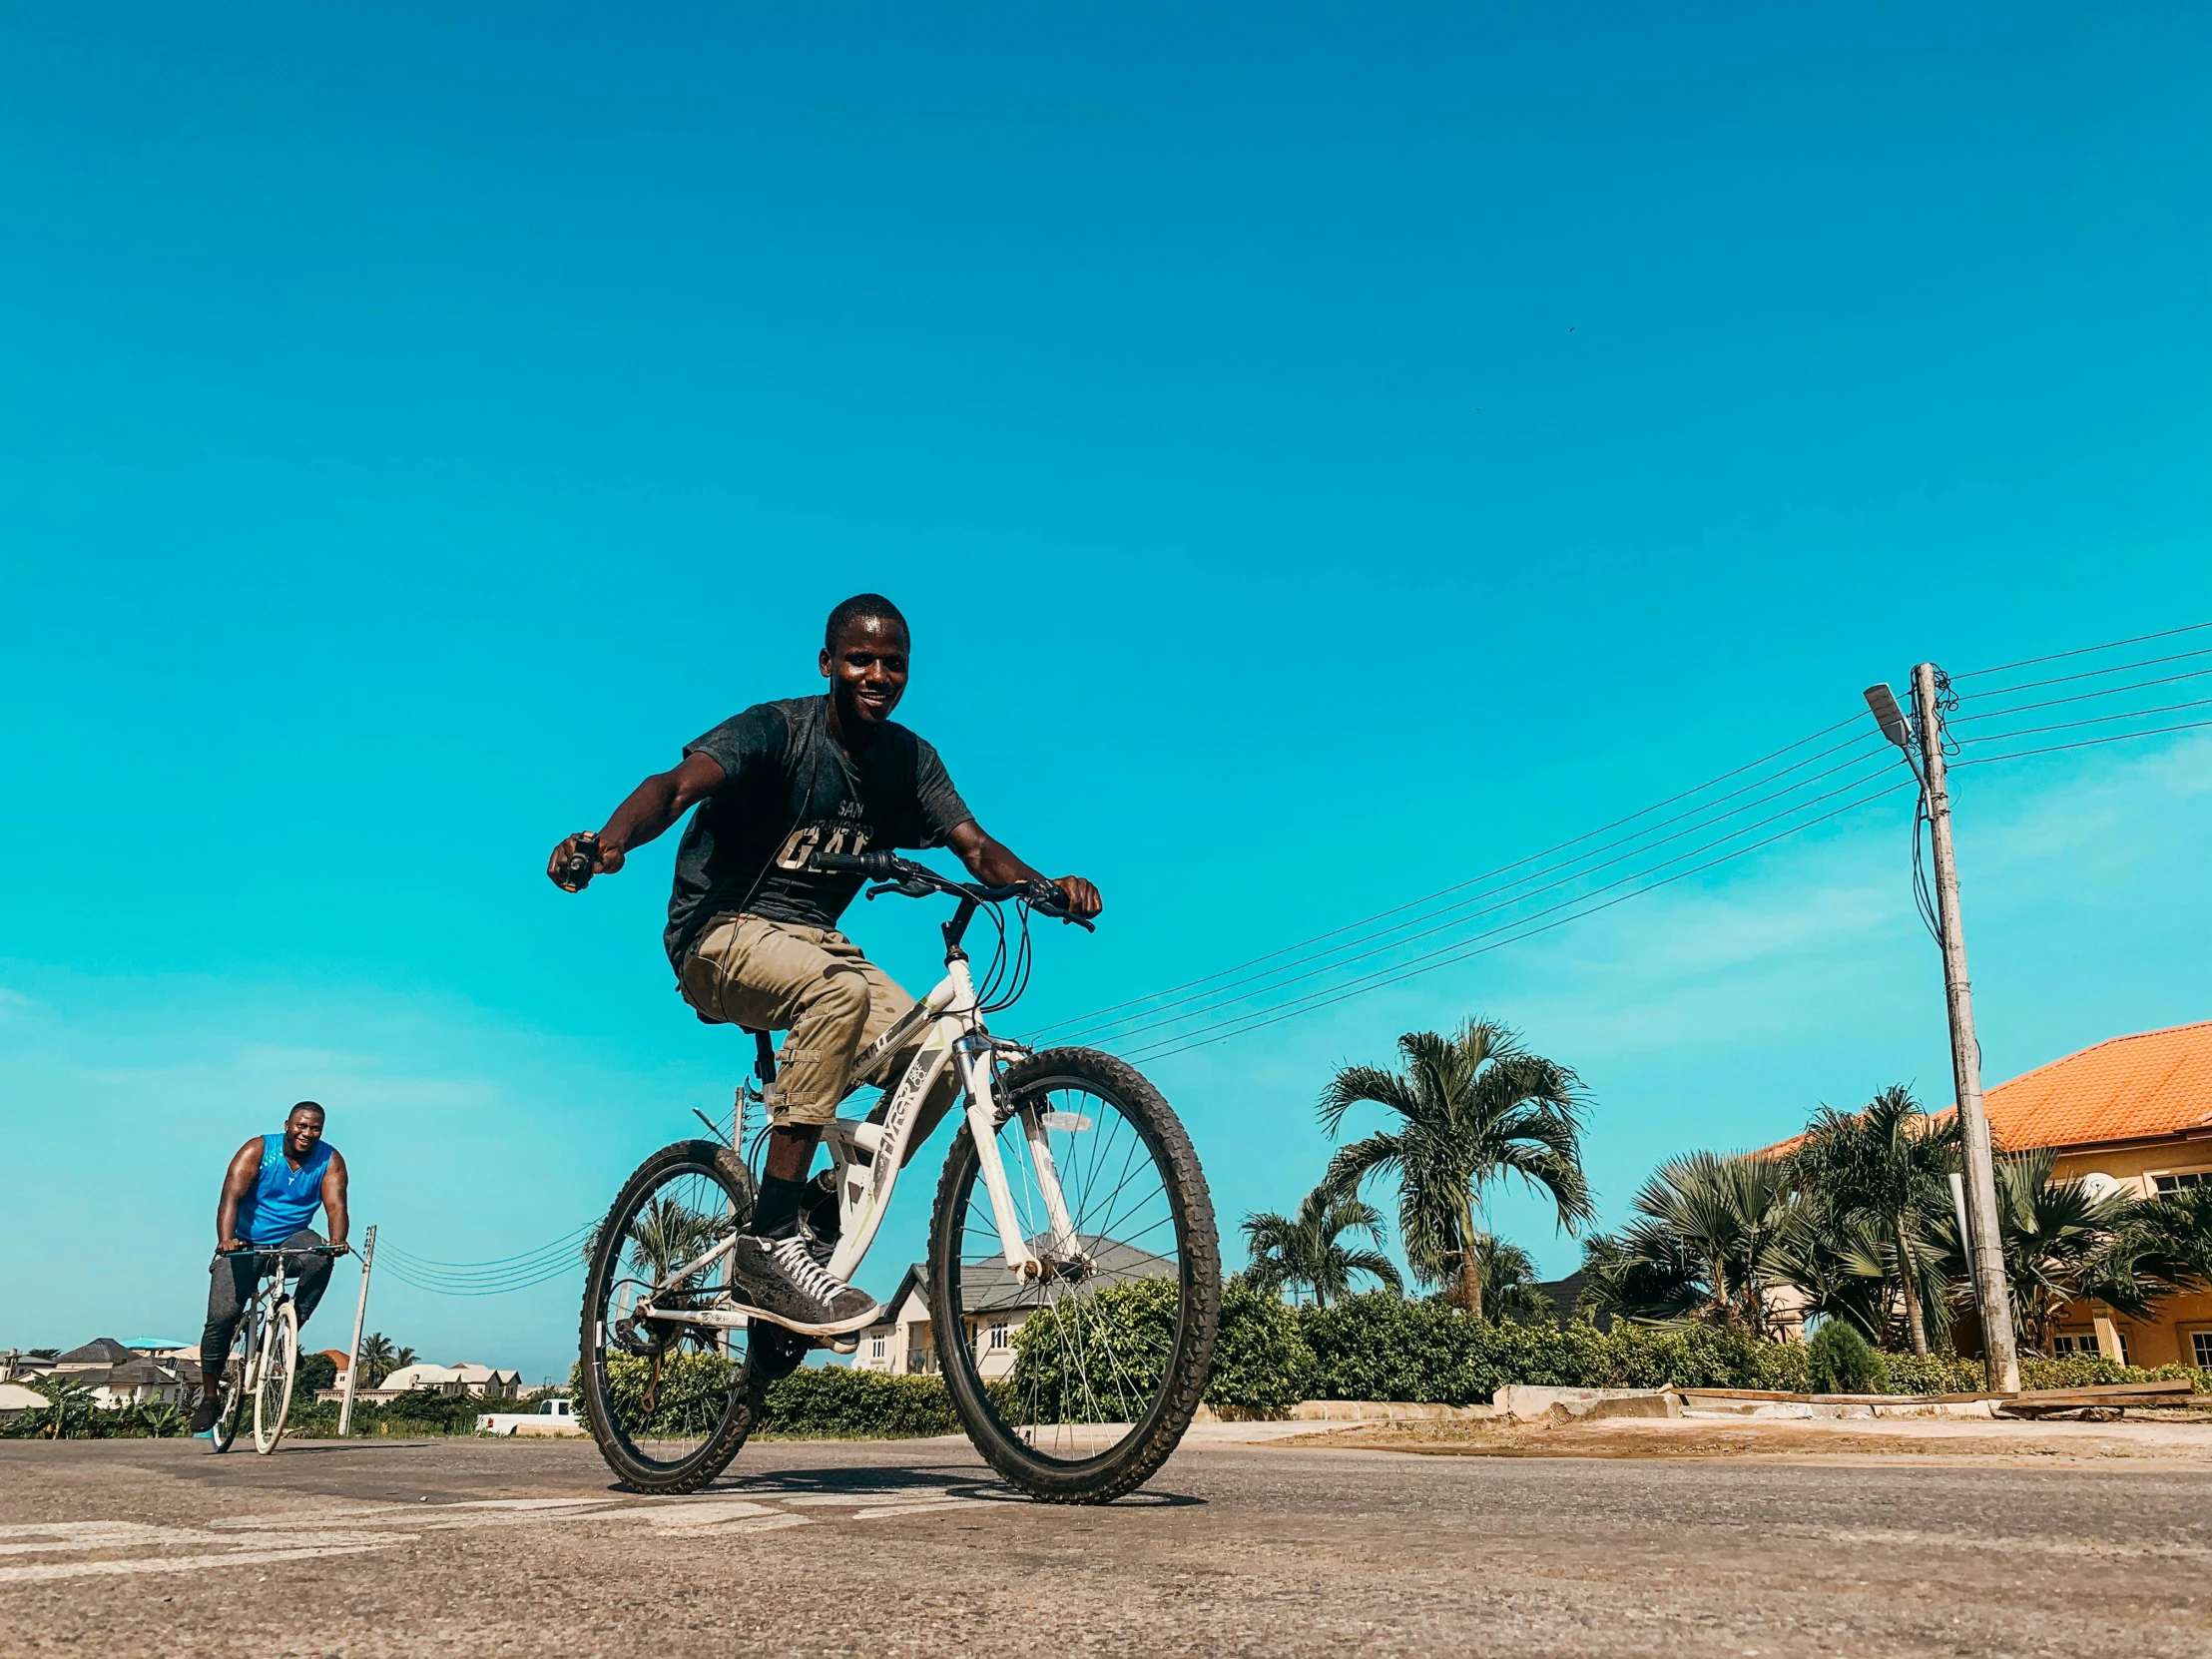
left=1129, top=779, right=1916, bottom=1064
left=1949, top=716, right=2212, bottom=770
left=1023, top=710, right=1870, bottom=1041
left=1948, top=660, right=2212, bottom=724
left=1077, top=745, right=1903, bottom=1053
left=1949, top=620, right=2212, bottom=683
left=1952, top=695, right=2212, bottom=748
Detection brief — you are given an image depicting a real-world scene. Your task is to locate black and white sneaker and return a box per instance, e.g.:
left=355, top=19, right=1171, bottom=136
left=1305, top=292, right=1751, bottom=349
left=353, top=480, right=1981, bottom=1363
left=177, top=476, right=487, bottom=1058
left=726, top=1232, right=878, bottom=1336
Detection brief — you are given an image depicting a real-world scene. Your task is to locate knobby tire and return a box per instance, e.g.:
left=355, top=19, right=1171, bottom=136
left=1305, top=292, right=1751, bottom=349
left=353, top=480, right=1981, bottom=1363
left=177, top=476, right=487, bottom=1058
left=929, top=1046, right=1220, bottom=1504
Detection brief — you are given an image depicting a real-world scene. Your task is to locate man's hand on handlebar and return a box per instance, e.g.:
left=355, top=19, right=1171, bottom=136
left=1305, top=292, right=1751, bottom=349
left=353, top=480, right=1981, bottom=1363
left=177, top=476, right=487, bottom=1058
left=1049, top=876, right=1102, bottom=921
left=218, top=1235, right=245, bottom=1255
left=547, top=830, right=624, bottom=892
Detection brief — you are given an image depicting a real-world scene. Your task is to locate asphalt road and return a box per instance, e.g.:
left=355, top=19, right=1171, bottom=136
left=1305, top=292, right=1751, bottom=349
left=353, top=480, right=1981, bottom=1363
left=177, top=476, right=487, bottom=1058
left=3, top=1431, right=2207, bottom=1657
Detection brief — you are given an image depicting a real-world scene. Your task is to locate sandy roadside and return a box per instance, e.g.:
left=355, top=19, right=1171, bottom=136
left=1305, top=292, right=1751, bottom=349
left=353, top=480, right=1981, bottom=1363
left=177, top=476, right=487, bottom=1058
left=1269, top=1410, right=2212, bottom=1466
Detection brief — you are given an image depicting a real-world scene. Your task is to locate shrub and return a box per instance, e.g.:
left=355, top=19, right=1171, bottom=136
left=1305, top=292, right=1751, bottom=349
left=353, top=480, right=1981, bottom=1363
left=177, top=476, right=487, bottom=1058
left=758, top=1368, right=962, bottom=1438
left=1295, top=1295, right=1809, bottom=1404
left=1807, top=1320, right=1889, bottom=1394
left=1206, top=1280, right=1315, bottom=1415
left=1880, top=1352, right=1984, bottom=1395
left=295, top=1352, right=338, bottom=1393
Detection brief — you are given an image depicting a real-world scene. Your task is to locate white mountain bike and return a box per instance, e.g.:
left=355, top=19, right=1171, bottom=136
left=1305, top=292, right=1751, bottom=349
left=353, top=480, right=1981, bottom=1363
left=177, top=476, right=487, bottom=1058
left=579, top=852, right=1221, bottom=1503
left=207, top=1245, right=342, bottom=1455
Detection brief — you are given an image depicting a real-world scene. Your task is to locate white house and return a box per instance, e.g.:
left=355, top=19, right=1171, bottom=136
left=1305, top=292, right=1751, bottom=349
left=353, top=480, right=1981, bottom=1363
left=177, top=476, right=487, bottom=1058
left=0, top=1382, right=51, bottom=1419
left=357, top=1361, right=524, bottom=1401
left=43, top=1339, right=191, bottom=1408
left=847, top=1236, right=1176, bottom=1381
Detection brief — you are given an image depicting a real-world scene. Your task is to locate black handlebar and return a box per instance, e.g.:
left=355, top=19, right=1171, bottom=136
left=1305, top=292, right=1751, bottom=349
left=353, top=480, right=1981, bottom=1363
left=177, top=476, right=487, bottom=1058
left=219, top=1245, right=348, bottom=1260
left=812, top=851, right=1094, bottom=930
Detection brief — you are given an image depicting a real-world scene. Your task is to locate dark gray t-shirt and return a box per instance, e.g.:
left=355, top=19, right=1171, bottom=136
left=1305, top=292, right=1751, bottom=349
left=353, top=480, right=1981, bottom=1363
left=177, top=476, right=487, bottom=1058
left=664, top=697, right=972, bottom=968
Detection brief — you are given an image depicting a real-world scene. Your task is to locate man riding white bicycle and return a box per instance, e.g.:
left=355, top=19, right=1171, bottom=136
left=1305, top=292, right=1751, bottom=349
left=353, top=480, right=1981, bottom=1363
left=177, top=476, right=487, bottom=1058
left=546, top=593, right=1102, bottom=1336
left=190, top=1101, right=350, bottom=1434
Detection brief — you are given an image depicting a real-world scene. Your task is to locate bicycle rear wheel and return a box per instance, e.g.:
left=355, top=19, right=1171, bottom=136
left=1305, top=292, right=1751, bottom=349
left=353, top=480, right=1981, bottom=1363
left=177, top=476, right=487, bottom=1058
left=580, top=1139, right=769, bottom=1493
left=929, top=1047, right=1219, bottom=1503
left=207, top=1315, right=253, bottom=1453
left=252, top=1300, right=297, bottom=1454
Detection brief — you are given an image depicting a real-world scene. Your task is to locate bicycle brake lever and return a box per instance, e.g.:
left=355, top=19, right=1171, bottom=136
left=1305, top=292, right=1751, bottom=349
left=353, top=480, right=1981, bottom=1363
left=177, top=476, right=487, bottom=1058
left=864, top=877, right=937, bottom=901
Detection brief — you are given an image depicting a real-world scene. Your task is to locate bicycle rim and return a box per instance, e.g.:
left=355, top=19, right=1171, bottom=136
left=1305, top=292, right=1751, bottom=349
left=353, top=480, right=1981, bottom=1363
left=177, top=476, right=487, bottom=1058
left=932, top=1048, right=1219, bottom=1501
left=253, top=1302, right=297, bottom=1454
left=208, top=1321, right=252, bottom=1453
left=580, top=1140, right=759, bottom=1492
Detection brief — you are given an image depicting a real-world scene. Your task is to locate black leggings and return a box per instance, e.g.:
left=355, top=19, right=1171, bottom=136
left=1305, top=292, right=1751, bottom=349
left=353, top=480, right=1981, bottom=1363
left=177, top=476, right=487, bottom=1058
left=200, top=1228, right=332, bottom=1375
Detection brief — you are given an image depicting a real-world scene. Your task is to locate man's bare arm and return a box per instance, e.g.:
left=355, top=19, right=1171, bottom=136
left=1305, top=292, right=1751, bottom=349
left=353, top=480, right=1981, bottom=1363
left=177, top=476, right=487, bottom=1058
left=547, top=752, right=728, bottom=890
left=321, top=1150, right=350, bottom=1253
left=215, top=1140, right=261, bottom=1253
left=945, top=821, right=1102, bottom=919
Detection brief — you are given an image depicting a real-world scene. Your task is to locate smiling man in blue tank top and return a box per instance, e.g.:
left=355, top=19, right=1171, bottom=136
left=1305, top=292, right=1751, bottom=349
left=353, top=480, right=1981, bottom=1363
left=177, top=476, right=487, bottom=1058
left=189, top=1101, right=350, bottom=1433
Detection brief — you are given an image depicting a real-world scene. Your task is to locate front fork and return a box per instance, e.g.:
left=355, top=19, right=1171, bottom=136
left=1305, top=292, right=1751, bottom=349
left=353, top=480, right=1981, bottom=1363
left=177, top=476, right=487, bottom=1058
left=958, top=1039, right=1081, bottom=1277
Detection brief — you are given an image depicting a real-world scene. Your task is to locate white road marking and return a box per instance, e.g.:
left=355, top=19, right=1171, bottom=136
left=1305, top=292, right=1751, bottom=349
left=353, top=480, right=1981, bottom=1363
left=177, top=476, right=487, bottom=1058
left=3, top=1480, right=1005, bottom=1590
left=851, top=1500, right=991, bottom=1521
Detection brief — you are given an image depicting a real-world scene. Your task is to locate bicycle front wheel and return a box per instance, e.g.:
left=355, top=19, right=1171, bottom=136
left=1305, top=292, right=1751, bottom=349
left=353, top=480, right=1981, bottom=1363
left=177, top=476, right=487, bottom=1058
left=580, top=1139, right=765, bottom=1494
left=252, top=1300, right=297, bottom=1454
left=929, top=1047, right=1220, bottom=1503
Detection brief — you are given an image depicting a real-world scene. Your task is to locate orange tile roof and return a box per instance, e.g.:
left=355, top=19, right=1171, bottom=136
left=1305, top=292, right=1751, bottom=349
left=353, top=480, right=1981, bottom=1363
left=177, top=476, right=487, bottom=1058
left=1982, top=1021, right=2212, bottom=1151
left=1748, top=1020, right=2212, bottom=1159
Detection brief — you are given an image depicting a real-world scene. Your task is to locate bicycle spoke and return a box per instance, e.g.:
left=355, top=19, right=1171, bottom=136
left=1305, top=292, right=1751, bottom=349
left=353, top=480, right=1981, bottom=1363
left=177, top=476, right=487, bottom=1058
left=945, top=1070, right=1188, bottom=1464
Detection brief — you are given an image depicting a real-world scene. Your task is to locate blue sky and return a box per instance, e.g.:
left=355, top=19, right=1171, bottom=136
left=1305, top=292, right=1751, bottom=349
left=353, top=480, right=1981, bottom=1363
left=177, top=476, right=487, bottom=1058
left=3, top=5, right=2207, bottom=1379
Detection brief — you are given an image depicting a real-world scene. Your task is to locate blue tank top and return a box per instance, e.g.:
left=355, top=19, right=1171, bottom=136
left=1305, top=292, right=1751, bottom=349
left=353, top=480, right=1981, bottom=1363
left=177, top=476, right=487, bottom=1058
left=236, top=1134, right=334, bottom=1245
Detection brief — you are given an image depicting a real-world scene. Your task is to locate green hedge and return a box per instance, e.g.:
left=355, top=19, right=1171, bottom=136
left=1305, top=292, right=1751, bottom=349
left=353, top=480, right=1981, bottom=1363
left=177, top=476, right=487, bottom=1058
left=758, top=1368, right=967, bottom=1438
left=1293, top=1297, right=1814, bottom=1402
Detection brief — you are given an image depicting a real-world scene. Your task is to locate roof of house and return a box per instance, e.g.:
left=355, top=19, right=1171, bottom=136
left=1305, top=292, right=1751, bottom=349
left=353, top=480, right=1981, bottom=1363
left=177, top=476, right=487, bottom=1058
left=54, top=1338, right=136, bottom=1367
left=857, top=1234, right=1180, bottom=1334
left=1980, top=1021, right=2212, bottom=1151
left=1754, top=1021, right=2212, bottom=1160
left=0, top=1383, right=48, bottom=1410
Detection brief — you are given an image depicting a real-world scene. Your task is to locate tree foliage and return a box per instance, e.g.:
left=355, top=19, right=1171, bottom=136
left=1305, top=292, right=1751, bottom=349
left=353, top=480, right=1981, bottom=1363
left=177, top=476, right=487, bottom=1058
left=1579, top=1151, right=1794, bottom=1336
left=1788, top=1085, right=1956, bottom=1356
left=1319, top=1018, right=1591, bottom=1319
left=1242, top=1187, right=1401, bottom=1308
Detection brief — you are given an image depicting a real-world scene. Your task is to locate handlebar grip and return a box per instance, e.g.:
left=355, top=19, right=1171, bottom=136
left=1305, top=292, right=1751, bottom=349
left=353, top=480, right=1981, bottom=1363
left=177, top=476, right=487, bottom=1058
left=559, top=831, right=600, bottom=889
left=814, top=850, right=900, bottom=879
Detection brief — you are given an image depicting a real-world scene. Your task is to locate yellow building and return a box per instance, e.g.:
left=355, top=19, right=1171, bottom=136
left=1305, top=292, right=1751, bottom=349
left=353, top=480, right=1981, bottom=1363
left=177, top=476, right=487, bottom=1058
left=1979, top=1019, right=2212, bottom=1369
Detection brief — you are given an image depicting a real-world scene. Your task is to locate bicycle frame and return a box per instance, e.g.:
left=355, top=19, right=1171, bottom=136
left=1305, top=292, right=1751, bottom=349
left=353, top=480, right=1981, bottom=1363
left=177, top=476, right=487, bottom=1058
left=637, top=921, right=1081, bottom=1332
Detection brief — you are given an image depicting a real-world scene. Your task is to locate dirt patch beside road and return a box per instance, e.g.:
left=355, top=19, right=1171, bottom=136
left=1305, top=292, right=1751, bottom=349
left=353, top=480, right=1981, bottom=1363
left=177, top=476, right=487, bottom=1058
left=1279, top=1410, right=2212, bottom=1464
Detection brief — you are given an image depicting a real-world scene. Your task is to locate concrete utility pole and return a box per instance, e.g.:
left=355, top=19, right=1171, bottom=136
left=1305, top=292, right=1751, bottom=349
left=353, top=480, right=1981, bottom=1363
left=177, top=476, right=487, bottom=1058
left=336, top=1224, right=377, bottom=1437
left=1912, top=665, right=2020, bottom=1393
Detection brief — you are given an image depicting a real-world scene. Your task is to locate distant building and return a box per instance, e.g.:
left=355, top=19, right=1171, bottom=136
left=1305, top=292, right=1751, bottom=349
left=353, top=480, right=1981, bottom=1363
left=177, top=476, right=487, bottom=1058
left=1977, top=1021, right=2212, bottom=1368
left=355, top=1361, right=524, bottom=1401
left=39, top=1340, right=189, bottom=1408
left=0, top=1382, right=51, bottom=1418
left=848, top=1236, right=1177, bottom=1380
left=1758, top=1020, right=2212, bottom=1367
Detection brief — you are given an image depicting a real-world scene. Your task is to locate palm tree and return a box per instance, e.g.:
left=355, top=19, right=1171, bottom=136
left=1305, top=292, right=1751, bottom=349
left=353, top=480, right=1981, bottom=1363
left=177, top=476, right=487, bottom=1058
left=356, top=1332, right=398, bottom=1387
left=2128, top=1188, right=2212, bottom=1295
left=1581, top=1151, right=1794, bottom=1336
left=1464, top=1233, right=1557, bottom=1325
left=1319, top=1019, right=1592, bottom=1319
left=1242, top=1188, right=1403, bottom=1308
left=1789, top=1085, right=1958, bottom=1356
left=1768, top=1190, right=1897, bottom=1345
left=625, top=1193, right=723, bottom=1281
left=391, top=1347, right=418, bottom=1371
left=1933, top=1148, right=2159, bottom=1354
